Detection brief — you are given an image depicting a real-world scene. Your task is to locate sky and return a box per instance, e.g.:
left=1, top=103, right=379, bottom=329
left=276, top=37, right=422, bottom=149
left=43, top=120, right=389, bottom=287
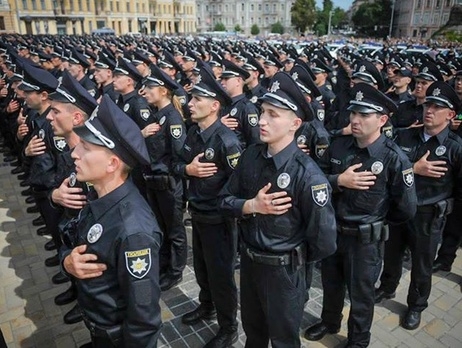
left=316, top=0, right=354, bottom=10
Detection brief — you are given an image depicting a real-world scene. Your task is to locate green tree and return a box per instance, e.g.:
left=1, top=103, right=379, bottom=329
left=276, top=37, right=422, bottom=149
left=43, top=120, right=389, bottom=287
left=251, top=24, right=260, bottom=35
left=291, top=0, right=316, bottom=33
left=352, top=0, right=392, bottom=37
left=234, top=24, right=242, bottom=33
left=214, top=22, right=226, bottom=31
left=271, top=21, right=284, bottom=34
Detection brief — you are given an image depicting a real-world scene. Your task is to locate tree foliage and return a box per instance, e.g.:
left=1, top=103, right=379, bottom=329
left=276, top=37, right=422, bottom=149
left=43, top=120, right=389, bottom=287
left=250, top=24, right=260, bottom=36
left=214, top=22, right=226, bottom=31
left=291, top=0, right=316, bottom=33
left=234, top=24, right=242, bottom=33
left=271, top=21, right=284, bottom=34
left=352, top=0, right=392, bottom=37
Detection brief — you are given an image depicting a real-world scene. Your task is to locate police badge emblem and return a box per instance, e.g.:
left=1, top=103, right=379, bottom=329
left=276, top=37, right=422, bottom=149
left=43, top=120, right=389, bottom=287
left=140, top=109, right=150, bottom=121
left=402, top=168, right=414, bottom=187
left=226, top=152, right=240, bottom=169
left=315, top=144, right=328, bottom=158
left=435, top=145, right=446, bottom=156
left=248, top=114, right=258, bottom=127
left=383, top=126, right=393, bottom=138
left=179, top=96, right=186, bottom=105
left=38, top=129, right=45, bottom=140
left=250, top=96, right=258, bottom=104
left=230, top=108, right=237, bottom=116
left=317, top=109, right=325, bottom=122
left=170, top=125, right=183, bottom=139
left=53, top=136, right=67, bottom=151
left=371, top=161, right=384, bottom=175
left=205, top=148, right=215, bottom=160
left=88, top=89, right=96, bottom=97
left=159, top=116, right=166, bottom=125
left=123, top=104, right=130, bottom=112
left=311, top=183, right=328, bottom=207
left=69, top=172, right=77, bottom=187
left=297, top=135, right=307, bottom=145
left=277, top=173, right=291, bottom=189
left=87, top=223, right=103, bottom=243
left=125, top=248, right=152, bottom=279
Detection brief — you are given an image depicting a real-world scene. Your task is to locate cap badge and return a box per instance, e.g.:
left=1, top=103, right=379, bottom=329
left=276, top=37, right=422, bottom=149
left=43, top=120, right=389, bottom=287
left=435, top=145, right=446, bottom=156
left=123, top=104, right=130, bottom=112
left=277, top=173, right=291, bottom=189
left=69, top=172, right=77, bottom=187
left=291, top=72, right=299, bottom=80
left=371, top=161, right=384, bottom=175
left=432, top=88, right=441, bottom=97
left=205, top=148, right=215, bottom=160
left=355, top=91, right=364, bottom=101
left=195, top=74, right=202, bottom=84
left=422, top=67, right=429, bottom=73
left=359, top=65, right=366, bottom=73
left=87, top=223, right=103, bottom=243
left=269, top=80, right=280, bottom=93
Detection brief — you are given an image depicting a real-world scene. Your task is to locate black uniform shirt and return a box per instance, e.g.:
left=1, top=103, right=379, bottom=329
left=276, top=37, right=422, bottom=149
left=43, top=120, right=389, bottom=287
left=78, top=74, right=99, bottom=99
left=391, top=99, right=424, bottom=128
left=117, top=90, right=152, bottom=130
left=101, top=82, right=120, bottom=103
left=295, top=120, right=330, bottom=163
left=318, top=83, right=336, bottom=112
left=68, top=180, right=162, bottom=346
left=395, top=126, right=462, bottom=206
left=173, top=119, right=242, bottom=214
left=386, top=90, right=414, bottom=105
left=219, top=141, right=337, bottom=260
left=318, top=134, right=417, bottom=225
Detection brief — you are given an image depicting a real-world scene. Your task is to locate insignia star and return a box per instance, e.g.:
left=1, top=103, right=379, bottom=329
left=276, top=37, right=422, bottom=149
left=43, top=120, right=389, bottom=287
left=291, top=72, right=299, bottom=80
left=359, top=65, right=366, bottom=72
left=173, top=129, right=180, bottom=136
left=432, top=88, right=441, bottom=96
left=196, top=74, right=202, bottom=84
left=355, top=91, right=364, bottom=101
left=269, top=81, right=280, bottom=93
left=231, top=158, right=239, bottom=167
left=316, top=190, right=327, bottom=204
left=57, top=139, right=66, bottom=149
left=405, top=174, right=413, bottom=185
left=130, top=258, right=148, bottom=274
left=422, top=67, right=429, bottom=73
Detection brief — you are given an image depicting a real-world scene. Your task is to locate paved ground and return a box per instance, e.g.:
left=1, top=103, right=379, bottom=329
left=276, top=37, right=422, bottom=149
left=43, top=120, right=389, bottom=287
left=1, top=151, right=462, bottom=348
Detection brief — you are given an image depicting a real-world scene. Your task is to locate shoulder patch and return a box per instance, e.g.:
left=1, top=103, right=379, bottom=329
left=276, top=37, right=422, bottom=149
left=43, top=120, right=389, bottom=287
left=312, top=183, right=329, bottom=207
left=53, top=136, right=67, bottom=151
left=125, top=248, right=152, bottom=279
left=383, top=126, right=393, bottom=139
left=226, top=152, right=240, bottom=169
left=87, top=89, right=96, bottom=97
left=140, top=109, right=151, bottom=121
left=248, top=114, right=258, bottom=127
left=317, top=109, right=325, bottom=122
left=402, top=168, right=414, bottom=187
left=315, top=144, right=328, bottom=158
left=170, top=125, right=183, bottom=139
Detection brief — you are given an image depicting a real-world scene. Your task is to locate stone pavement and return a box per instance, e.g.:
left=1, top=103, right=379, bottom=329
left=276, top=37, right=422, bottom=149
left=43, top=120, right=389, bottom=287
left=0, top=151, right=462, bottom=348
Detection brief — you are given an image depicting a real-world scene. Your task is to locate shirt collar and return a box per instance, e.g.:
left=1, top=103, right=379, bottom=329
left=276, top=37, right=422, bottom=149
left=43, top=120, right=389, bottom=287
left=156, top=103, right=175, bottom=119
left=121, top=90, right=137, bottom=103
left=347, top=133, right=386, bottom=157
left=420, top=125, right=450, bottom=144
left=88, top=180, right=132, bottom=221
left=262, top=140, right=300, bottom=170
left=198, top=118, right=221, bottom=143
left=231, top=94, right=246, bottom=104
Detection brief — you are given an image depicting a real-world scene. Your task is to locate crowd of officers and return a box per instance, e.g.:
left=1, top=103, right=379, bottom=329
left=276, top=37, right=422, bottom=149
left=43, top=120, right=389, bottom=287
left=0, top=33, right=461, bottom=348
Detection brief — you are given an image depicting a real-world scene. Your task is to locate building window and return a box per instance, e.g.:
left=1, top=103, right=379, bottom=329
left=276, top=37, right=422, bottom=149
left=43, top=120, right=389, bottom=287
left=40, top=0, right=45, bottom=10
left=265, top=4, right=269, bottom=12
left=426, top=0, right=431, bottom=7
left=126, top=2, right=130, bottom=12
left=436, top=0, right=441, bottom=7
left=116, top=2, right=119, bottom=11
left=225, top=4, right=228, bottom=11
left=445, top=0, right=450, bottom=5
left=251, top=4, right=254, bottom=11
left=417, top=0, right=422, bottom=7
left=258, top=4, right=261, bottom=11
left=412, top=29, right=417, bottom=37
left=32, top=0, right=37, bottom=10
left=242, top=3, right=244, bottom=11
left=22, top=0, right=27, bottom=10
left=281, top=4, right=284, bottom=10
left=78, top=0, right=82, bottom=11
left=87, top=0, right=90, bottom=11
left=0, top=17, right=5, bottom=30
left=136, top=3, right=139, bottom=12
left=273, top=4, right=276, bottom=12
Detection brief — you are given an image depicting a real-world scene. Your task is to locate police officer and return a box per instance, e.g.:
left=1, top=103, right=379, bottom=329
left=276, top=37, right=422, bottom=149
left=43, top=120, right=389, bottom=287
left=376, top=82, right=462, bottom=330
left=141, top=66, right=188, bottom=292
left=219, top=72, right=337, bottom=347
left=68, top=48, right=99, bottom=99
left=305, top=83, right=417, bottom=347
left=220, top=59, right=261, bottom=148
left=63, top=95, right=163, bottom=347
left=242, top=54, right=266, bottom=110
left=311, top=58, right=336, bottom=112
left=94, top=52, right=119, bottom=102
left=385, top=67, right=414, bottom=105
left=173, top=62, right=242, bottom=347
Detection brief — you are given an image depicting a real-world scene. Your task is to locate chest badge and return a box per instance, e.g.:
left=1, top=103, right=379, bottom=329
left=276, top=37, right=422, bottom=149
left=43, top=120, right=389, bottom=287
left=371, top=161, right=384, bottom=175
left=38, top=129, right=45, bottom=140
left=87, top=223, right=103, bottom=243
left=297, top=135, right=307, bottom=145
left=435, top=145, right=446, bottom=156
left=69, top=172, right=77, bottom=187
left=230, top=107, right=237, bottom=116
left=125, top=248, right=151, bottom=279
left=250, top=96, right=258, bottom=104
left=159, top=116, right=166, bottom=126
left=123, top=103, right=130, bottom=112
left=205, top=148, right=215, bottom=160
left=277, top=173, right=291, bottom=189
left=312, top=183, right=329, bottom=207
left=317, top=109, right=325, bottom=122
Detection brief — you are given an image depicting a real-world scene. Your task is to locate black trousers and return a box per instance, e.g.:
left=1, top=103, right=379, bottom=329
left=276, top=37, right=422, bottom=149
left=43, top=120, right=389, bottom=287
left=191, top=216, right=238, bottom=330
left=380, top=211, right=446, bottom=311
left=241, top=251, right=306, bottom=348
left=146, top=177, right=187, bottom=278
left=32, top=186, right=62, bottom=250
left=321, top=234, right=383, bottom=347
left=435, top=211, right=461, bottom=268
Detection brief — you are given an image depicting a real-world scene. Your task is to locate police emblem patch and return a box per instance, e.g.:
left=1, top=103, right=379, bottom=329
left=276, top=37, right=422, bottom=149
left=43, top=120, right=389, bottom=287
left=297, top=135, right=307, bottom=145
left=87, top=223, right=103, bottom=243
left=315, top=144, right=328, bottom=158
left=312, top=183, right=328, bottom=207
left=435, top=145, right=446, bottom=156
left=248, top=114, right=258, bottom=127
left=170, top=125, right=183, bottom=139
left=317, top=109, right=325, bottom=122
left=383, top=126, right=393, bottom=138
left=277, top=173, right=291, bottom=189
left=179, top=96, right=186, bottom=105
left=371, top=161, right=384, bottom=175
left=140, top=109, right=150, bottom=120
left=269, top=81, right=280, bottom=93
left=159, top=116, right=166, bottom=126
left=250, top=96, right=258, bottom=104
left=69, top=172, right=77, bottom=187
left=205, top=148, right=215, bottom=160
left=402, top=168, right=414, bottom=187
left=38, top=129, right=45, bottom=140
left=230, top=108, right=237, bottom=116
left=53, top=136, right=67, bottom=151
left=125, top=248, right=151, bottom=279
left=123, top=104, right=130, bottom=112
left=88, top=89, right=96, bottom=97
left=226, top=152, right=240, bottom=169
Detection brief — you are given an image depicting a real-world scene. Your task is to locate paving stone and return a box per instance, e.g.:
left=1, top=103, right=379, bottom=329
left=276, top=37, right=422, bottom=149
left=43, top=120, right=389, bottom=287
left=423, top=318, right=450, bottom=339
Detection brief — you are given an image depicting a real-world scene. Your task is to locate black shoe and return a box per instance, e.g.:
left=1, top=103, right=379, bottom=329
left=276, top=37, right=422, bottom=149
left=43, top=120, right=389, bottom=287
left=204, top=328, right=238, bottom=348
left=25, top=196, right=35, bottom=204
left=18, top=173, right=28, bottom=180
left=21, top=187, right=32, bottom=196
left=182, top=304, right=217, bottom=325
left=55, top=286, right=77, bottom=305
left=20, top=180, right=30, bottom=187
left=26, top=205, right=40, bottom=214
left=304, top=322, right=340, bottom=341
left=64, top=304, right=83, bottom=324
left=44, top=240, right=57, bottom=251
left=401, top=310, right=421, bottom=330
left=37, top=226, right=50, bottom=236
left=11, top=166, right=24, bottom=174
left=52, top=271, right=70, bottom=285
left=32, top=216, right=45, bottom=226
left=432, top=261, right=451, bottom=273
left=374, top=288, right=396, bottom=303
left=45, top=254, right=60, bottom=267
left=10, top=160, right=20, bottom=167
left=160, top=274, right=183, bottom=291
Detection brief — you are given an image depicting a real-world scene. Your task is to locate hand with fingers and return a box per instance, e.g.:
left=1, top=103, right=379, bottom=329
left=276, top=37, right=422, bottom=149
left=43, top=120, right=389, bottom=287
left=338, top=163, right=377, bottom=190
left=297, top=143, right=310, bottom=155
left=221, top=114, right=239, bottom=130
left=247, top=183, right=292, bottom=215
left=64, top=244, right=107, bottom=279
left=51, top=178, right=88, bottom=209
left=25, top=135, right=46, bottom=156
left=186, top=153, right=218, bottom=178
left=413, top=150, right=447, bottom=178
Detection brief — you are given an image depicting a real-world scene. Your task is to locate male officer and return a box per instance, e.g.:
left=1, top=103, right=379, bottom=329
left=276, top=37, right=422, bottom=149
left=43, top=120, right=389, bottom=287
left=305, top=83, right=417, bottom=347
left=386, top=67, right=414, bottom=105
left=220, top=59, right=261, bottom=148
left=94, top=52, right=119, bottom=102
left=68, top=48, right=99, bottom=99
left=312, top=58, right=336, bottom=112
left=376, top=82, right=462, bottom=330
left=63, top=95, right=163, bottom=347
left=173, top=62, right=242, bottom=347
left=219, top=72, right=337, bottom=347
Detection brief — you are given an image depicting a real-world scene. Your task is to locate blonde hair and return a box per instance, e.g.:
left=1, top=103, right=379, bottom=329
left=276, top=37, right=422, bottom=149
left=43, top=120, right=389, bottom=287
left=165, top=88, right=184, bottom=119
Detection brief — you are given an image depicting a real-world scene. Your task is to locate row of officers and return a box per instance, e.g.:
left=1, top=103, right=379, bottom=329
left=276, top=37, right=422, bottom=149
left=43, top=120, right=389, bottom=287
left=0, top=42, right=461, bottom=348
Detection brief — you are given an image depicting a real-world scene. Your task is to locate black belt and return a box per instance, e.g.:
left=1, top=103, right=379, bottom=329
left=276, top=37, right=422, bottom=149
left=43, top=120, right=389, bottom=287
left=337, top=225, right=359, bottom=236
left=82, top=313, right=122, bottom=340
left=243, top=245, right=306, bottom=266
